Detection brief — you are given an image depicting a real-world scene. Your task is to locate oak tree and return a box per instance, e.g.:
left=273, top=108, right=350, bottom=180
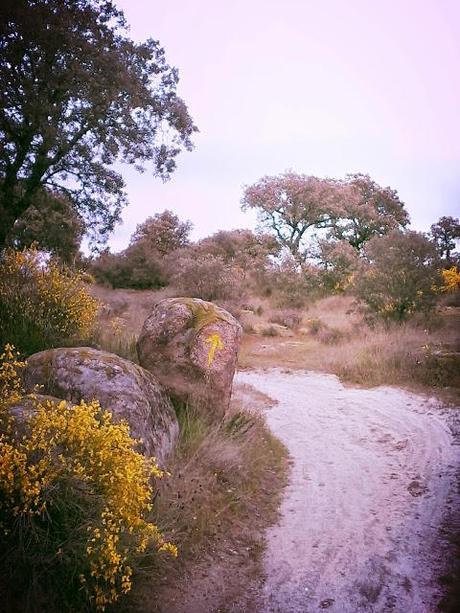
left=242, top=172, right=409, bottom=264
left=332, top=173, right=409, bottom=251
left=0, top=0, right=196, bottom=247
left=430, top=216, right=460, bottom=265
left=241, top=172, right=343, bottom=264
left=130, top=210, right=192, bottom=256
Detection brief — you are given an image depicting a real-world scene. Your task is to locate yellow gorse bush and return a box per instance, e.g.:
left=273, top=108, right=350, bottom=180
left=0, top=246, right=100, bottom=355
left=441, top=266, right=460, bottom=293
left=0, top=344, right=177, bottom=611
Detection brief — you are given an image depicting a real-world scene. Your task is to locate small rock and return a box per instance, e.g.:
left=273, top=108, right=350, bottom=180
left=319, top=598, right=335, bottom=608
left=407, top=480, right=428, bottom=497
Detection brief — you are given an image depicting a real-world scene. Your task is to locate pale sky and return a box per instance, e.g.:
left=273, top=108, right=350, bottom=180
left=108, top=0, right=460, bottom=252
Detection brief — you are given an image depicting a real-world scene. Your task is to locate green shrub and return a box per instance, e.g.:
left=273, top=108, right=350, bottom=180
left=267, top=257, right=320, bottom=308
left=90, top=243, right=167, bottom=289
left=354, top=230, right=441, bottom=321
left=170, top=253, right=244, bottom=302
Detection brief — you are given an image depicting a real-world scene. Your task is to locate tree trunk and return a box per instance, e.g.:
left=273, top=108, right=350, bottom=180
left=0, top=204, right=16, bottom=249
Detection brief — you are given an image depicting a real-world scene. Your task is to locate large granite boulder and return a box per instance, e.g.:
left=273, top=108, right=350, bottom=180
left=137, top=298, right=242, bottom=419
left=22, top=347, right=178, bottom=463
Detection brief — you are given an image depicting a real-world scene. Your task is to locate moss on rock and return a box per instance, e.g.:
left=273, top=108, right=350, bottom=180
left=170, top=297, right=236, bottom=335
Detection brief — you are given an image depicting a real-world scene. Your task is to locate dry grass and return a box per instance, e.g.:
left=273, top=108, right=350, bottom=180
left=157, top=402, right=286, bottom=556
left=90, top=284, right=178, bottom=334
left=305, top=294, right=360, bottom=330
left=261, top=324, right=280, bottom=337
left=267, top=309, right=302, bottom=330
left=91, top=284, right=460, bottom=399
left=320, top=325, right=459, bottom=389
left=240, top=294, right=460, bottom=400
left=89, top=285, right=179, bottom=361
left=124, top=400, right=288, bottom=611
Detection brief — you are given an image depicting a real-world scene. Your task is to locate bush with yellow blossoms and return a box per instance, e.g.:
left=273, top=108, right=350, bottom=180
left=441, top=266, right=460, bottom=293
left=0, top=344, right=176, bottom=611
left=0, top=247, right=100, bottom=356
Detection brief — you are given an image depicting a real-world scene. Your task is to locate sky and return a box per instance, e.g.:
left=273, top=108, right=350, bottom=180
left=108, top=0, right=460, bottom=252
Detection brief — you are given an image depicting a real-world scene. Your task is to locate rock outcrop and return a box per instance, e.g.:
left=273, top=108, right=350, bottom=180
left=23, top=347, right=178, bottom=462
left=137, top=298, right=242, bottom=419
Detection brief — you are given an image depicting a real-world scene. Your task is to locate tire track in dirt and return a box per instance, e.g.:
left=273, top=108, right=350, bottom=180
left=235, top=369, right=460, bottom=612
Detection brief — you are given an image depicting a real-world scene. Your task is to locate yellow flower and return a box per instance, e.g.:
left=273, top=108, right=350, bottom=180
left=441, top=266, right=460, bottom=293
left=0, top=345, right=177, bottom=611
left=0, top=247, right=100, bottom=354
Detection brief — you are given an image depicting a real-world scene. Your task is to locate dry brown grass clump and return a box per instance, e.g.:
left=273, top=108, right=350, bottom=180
left=308, top=296, right=460, bottom=390
left=268, top=309, right=303, bottom=330
left=261, top=325, right=280, bottom=337
left=89, top=285, right=179, bottom=361
left=125, top=399, right=288, bottom=611
left=158, top=404, right=286, bottom=553
left=90, top=285, right=177, bottom=332
left=319, top=325, right=459, bottom=389
left=305, top=294, right=360, bottom=330
left=239, top=294, right=460, bottom=397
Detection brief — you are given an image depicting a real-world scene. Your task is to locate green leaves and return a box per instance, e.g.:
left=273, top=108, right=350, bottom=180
left=0, top=0, right=197, bottom=247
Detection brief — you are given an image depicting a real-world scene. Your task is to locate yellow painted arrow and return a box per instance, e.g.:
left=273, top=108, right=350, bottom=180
left=205, top=333, right=224, bottom=366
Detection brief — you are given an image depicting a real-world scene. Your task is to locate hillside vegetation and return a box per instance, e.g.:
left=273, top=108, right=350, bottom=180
left=92, top=285, right=460, bottom=402
left=0, top=1, right=459, bottom=607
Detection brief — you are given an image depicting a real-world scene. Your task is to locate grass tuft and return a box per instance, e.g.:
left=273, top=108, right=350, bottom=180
left=126, top=399, right=288, bottom=610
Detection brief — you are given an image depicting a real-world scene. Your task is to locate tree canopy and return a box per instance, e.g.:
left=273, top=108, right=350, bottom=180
left=130, top=210, right=192, bottom=255
left=0, top=0, right=197, bottom=248
left=330, top=173, right=409, bottom=250
left=196, top=228, right=280, bottom=269
left=90, top=209, right=193, bottom=288
left=7, top=190, right=84, bottom=263
left=241, top=172, right=409, bottom=263
left=430, top=216, right=460, bottom=265
left=241, top=172, right=342, bottom=264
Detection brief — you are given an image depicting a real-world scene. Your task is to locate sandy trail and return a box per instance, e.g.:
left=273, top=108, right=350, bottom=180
left=235, top=369, right=460, bottom=612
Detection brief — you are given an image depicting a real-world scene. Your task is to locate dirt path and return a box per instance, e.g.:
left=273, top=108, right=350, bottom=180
left=235, top=369, right=460, bottom=612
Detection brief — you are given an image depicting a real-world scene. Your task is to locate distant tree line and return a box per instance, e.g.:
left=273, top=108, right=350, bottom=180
left=3, top=162, right=458, bottom=320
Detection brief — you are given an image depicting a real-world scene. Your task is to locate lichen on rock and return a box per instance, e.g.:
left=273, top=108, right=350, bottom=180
left=22, top=347, right=179, bottom=463
left=169, top=297, right=236, bottom=335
